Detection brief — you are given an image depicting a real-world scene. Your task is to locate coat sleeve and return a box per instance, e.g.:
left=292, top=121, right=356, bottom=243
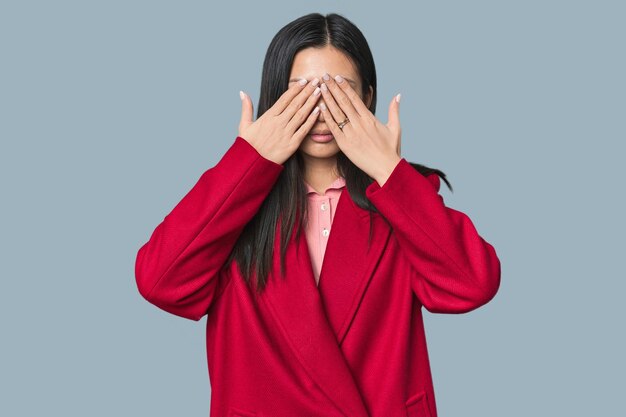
left=365, top=158, right=501, bottom=314
left=135, top=136, right=284, bottom=321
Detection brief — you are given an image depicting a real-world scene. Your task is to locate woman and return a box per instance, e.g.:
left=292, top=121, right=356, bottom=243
left=135, top=12, right=501, bottom=417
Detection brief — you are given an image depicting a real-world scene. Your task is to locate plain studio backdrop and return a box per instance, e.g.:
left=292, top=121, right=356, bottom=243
left=1, top=1, right=623, bottom=416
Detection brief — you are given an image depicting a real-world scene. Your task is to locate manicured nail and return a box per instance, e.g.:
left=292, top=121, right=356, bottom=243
left=395, top=93, right=401, bottom=103
left=322, top=73, right=330, bottom=81
left=320, top=102, right=327, bottom=110
left=299, top=78, right=308, bottom=86
left=239, top=91, right=245, bottom=100
left=321, top=83, right=328, bottom=92
left=313, top=87, right=321, bottom=96
left=311, top=77, right=320, bottom=87
left=334, top=74, right=344, bottom=84
left=312, top=106, right=320, bottom=114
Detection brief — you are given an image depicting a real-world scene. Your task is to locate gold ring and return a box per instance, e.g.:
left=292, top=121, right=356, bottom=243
left=337, top=117, right=350, bottom=130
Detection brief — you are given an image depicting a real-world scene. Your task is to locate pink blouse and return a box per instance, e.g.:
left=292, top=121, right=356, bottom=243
left=302, top=176, right=347, bottom=286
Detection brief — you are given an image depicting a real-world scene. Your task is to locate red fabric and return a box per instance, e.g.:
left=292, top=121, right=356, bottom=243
left=135, top=136, right=501, bottom=417
left=303, top=176, right=346, bottom=285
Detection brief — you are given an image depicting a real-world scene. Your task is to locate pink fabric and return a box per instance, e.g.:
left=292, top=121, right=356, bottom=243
left=303, top=176, right=346, bottom=286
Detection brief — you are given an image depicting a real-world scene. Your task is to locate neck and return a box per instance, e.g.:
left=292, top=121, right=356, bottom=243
left=301, top=154, right=340, bottom=194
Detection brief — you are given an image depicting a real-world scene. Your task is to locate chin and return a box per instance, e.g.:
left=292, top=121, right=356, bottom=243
left=298, top=135, right=341, bottom=159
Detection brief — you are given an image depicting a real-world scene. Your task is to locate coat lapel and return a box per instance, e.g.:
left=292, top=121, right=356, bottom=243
left=317, top=187, right=392, bottom=346
left=259, top=187, right=392, bottom=417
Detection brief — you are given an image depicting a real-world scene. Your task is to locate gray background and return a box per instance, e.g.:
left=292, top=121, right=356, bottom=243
left=1, top=0, right=624, bottom=416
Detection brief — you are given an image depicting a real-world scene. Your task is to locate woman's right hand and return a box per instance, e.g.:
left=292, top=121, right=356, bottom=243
left=238, top=77, right=322, bottom=165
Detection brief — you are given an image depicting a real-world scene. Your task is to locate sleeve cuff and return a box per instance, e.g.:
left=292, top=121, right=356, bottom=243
left=365, top=158, right=440, bottom=200
left=200, top=136, right=285, bottom=194
left=233, top=136, right=285, bottom=172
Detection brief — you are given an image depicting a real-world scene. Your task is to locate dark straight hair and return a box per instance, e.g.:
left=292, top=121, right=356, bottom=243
left=226, top=12, right=452, bottom=293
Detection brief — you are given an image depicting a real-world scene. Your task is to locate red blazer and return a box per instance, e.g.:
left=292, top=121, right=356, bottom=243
left=135, top=136, right=501, bottom=417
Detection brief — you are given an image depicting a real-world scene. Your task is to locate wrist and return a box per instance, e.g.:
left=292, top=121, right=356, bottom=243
left=373, top=155, right=402, bottom=187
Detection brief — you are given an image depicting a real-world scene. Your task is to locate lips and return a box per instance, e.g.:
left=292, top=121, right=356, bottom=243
left=310, top=133, right=334, bottom=143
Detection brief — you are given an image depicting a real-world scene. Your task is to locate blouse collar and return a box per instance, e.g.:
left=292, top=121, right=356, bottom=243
left=304, top=176, right=346, bottom=196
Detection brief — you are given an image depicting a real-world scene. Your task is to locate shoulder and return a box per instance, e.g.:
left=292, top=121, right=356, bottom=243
left=425, top=172, right=441, bottom=192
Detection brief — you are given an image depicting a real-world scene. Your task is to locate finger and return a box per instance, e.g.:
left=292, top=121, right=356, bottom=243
left=286, top=84, right=322, bottom=134
left=333, top=75, right=371, bottom=117
left=322, top=74, right=360, bottom=121
left=293, top=105, right=321, bottom=143
left=387, top=93, right=401, bottom=133
left=319, top=102, right=345, bottom=141
left=320, top=82, right=351, bottom=130
left=239, top=90, right=253, bottom=131
left=278, top=77, right=321, bottom=121
left=267, top=78, right=309, bottom=116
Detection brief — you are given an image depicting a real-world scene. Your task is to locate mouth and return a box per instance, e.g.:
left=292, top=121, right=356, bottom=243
left=309, top=132, right=334, bottom=143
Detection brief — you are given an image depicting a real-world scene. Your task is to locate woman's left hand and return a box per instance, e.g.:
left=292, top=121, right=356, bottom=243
left=318, top=73, right=402, bottom=186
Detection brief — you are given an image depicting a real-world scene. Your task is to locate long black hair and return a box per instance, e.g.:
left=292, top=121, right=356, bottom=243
left=226, top=12, right=452, bottom=293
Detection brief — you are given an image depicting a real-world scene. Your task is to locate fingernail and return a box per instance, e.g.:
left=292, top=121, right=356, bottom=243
left=334, top=74, right=344, bottom=84
left=311, top=77, right=320, bottom=87
left=239, top=91, right=245, bottom=100
left=395, top=93, right=401, bottom=103
left=320, top=102, right=327, bottom=111
left=312, top=106, right=320, bottom=114
left=321, top=83, right=328, bottom=92
left=299, top=78, right=308, bottom=86
left=313, top=87, right=321, bottom=96
left=322, top=73, right=330, bottom=81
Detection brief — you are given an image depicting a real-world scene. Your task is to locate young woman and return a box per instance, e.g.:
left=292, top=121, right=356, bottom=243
left=135, top=12, right=501, bottom=417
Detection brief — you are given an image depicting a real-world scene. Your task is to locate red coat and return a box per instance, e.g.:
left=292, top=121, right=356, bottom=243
left=135, top=136, right=501, bottom=417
